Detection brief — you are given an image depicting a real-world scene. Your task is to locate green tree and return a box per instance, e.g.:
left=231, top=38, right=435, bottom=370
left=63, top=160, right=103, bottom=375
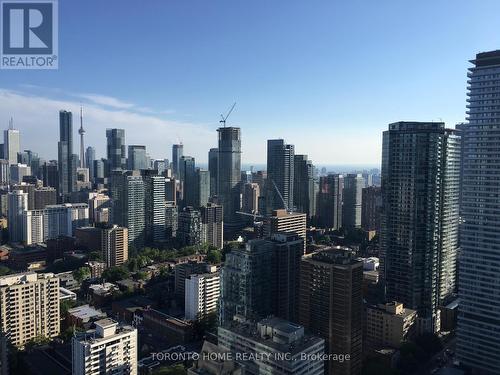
left=73, top=266, right=91, bottom=283
left=135, top=271, right=148, bottom=280
left=60, top=299, right=77, bottom=318
left=25, top=335, right=50, bottom=350
left=88, top=251, right=103, bottom=261
left=0, top=265, right=11, bottom=276
left=193, top=311, right=218, bottom=339
left=102, top=266, right=130, bottom=282
left=206, top=249, right=222, bottom=264
left=153, top=364, right=187, bottom=375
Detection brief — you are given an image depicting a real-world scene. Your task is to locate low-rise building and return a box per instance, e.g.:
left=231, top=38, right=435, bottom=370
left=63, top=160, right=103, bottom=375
left=60, top=287, right=77, bottom=302
left=142, top=309, right=194, bottom=346
left=188, top=341, right=242, bottom=375
left=218, top=316, right=324, bottom=375
left=66, top=304, right=107, bottom=329
left=365, top=302, right=417, bottom=350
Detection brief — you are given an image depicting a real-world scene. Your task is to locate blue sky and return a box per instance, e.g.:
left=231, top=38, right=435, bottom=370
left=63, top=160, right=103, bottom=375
left=1, top=0, right=500, bottom=165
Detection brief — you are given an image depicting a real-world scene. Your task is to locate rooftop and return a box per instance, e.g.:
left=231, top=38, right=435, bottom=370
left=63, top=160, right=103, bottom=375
left=67, top=304, right=106, bottom=321
left=220, top=317, right=323, bottom=355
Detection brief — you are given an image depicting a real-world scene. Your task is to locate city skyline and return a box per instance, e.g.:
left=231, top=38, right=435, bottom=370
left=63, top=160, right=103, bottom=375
left=2, top=1, right=500, bottom=164
left=1, top=2, right=500, bottom=374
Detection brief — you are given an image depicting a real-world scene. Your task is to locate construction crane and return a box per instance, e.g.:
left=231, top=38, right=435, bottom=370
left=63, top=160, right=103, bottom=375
left=270, top=178, right=294, bottom=213
left=236, top=210, right=265, bottom=222
left=219, top=102, right=236, bottom=127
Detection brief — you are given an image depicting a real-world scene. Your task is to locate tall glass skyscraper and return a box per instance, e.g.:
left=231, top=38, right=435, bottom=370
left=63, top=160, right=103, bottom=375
left=127, top=145, right=148, bottom=170
left=457, top=50, right=500, bottom=373
left=85, top=146, right=95, bottom=181
left=58, top=110, right=77, bottom=200
left=208, top=148, right=218, bottom=197
left=293, top=154, right=315, bottom=219
left=380, top=121, right=461, bottom=333
left=106, top=128, right=126, bottom=172
left=180, top=156, right=196, bottom=208
left=343, top=173, right=364, bottom=229
left=217, top=127, right=241, bottom=228
left=266, top=139, right=294, bottom=213
left=172, top=144, right=183, bottom=178
left=3, top=125, right=20, bottom=165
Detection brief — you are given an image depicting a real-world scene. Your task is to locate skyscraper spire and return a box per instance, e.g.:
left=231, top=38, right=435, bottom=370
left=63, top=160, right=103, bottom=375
left=78, top=104, right=85, bottom=168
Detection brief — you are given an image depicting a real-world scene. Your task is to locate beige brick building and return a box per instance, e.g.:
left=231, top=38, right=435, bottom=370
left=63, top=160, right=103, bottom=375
left=0, top=272, right=60, bottom=347
left=365, top=301, right=417, bottom=350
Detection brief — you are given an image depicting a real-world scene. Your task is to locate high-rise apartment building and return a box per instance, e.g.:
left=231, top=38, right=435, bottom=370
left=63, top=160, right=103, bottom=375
left=127, top=145, right=148, bottom=170
left=299, top=248, right=363, bottom=375
left=185, top=272, right=221, bottom=320
left=201, top=203, right=223, bottom=249
left=180, top=156, right=196, bottom=207
left=316, top=174, right=343, bottom=230
left=111, top=170, right=145, bottom=248
left=165, top=177, right=176, bottom=204
left=0, top=272, right=60, bottom=347
left=58, top=111, right=77, bottom=200
left=3, top=123, right=20, bottom=165
left=12, top=182, right=35, bottom=210
left=208, top=148, right=218, bottom=197
left=106, top=129, right=126, bottom=172
left=361, top=186, right=382, bottom=235
left=266, top=139, right=294, bottom=213
left=88, top=193, right=111, bottom=224
left=85, top=146, right=95, bottom=180
left=44, top=203, right=89, bottom=239
left=9, top=163, right=31, bottom=184
left=34, top=187, right=57, bottom=209
left=144, top=174, right=166, bottom=243
left=0, top=159, right=9, bottom=185
left=217, top=127, right=242, bottom=229
left=271, top=233, right=303, bottom=323
left=172, top=144, right=184, bottom=178
left=457, top=50, right=500, bottom=373
left=165, top=202, right=178, bottom=239
left=177, top=206, right=202, bottom=247
left=42, top=160, right=58, bottom=190
left=380, top=121, right=461, bottom=333
left=263, top=209, right=306, bottom=253
left=101, top=225, right=129, bottom=267
left=293, top=154, right=316, bottom=219
left=174, top=261, right=215, bottom=302
left=7, top=190, right=28, bottom=243
left=342, top=173, right=364, bottom=229
left=72, top=319, right=137, bottom=375
left=220, top=239, right=275, bottom=324
left=242, top=182, right=260, bottom=214
left=195, top=169, right=210, bottom=208
left=23, top=209, right=45, bottom=245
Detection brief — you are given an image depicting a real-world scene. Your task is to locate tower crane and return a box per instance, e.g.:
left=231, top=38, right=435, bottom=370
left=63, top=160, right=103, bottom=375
left=219, top=102, right=236, bottom=127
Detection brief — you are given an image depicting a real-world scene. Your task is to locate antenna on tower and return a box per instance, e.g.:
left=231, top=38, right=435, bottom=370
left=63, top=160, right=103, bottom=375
left=9, top=117, right=13, bottom=130
left=219, top=102, right=236, bottom=128
left=78, top=103, right=86, bottom=168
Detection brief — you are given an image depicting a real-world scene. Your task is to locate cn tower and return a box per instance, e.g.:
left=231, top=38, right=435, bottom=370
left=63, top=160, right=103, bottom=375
left=78, top=105, right=85, bottom=168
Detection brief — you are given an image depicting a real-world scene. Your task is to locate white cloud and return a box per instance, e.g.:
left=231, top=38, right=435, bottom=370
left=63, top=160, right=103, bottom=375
left=0, top=87, right=383, bottom=168
left=77, top=93, right=135, bottom=109
left=0, top=88, right=215, bottom=162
